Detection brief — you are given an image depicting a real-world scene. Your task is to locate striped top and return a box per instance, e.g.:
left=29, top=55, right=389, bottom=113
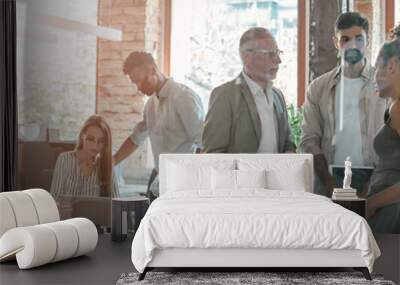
left=50, top=151, right=119, bottom=200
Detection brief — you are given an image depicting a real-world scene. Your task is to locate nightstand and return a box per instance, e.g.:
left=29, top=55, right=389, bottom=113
left=332, top=198, right=366, bottom=218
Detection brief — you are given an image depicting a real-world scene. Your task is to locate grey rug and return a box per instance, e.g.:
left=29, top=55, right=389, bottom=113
left=116, top=271, right=396, bottom=285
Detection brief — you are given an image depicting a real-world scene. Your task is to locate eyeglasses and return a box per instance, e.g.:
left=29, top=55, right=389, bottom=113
left=246, top=48, right=283, bottom=59
left=84, top=135, right=105, bottom=146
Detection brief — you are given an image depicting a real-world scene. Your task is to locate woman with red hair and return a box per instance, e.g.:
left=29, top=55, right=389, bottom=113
left=50, top=115, right=119, bottom=200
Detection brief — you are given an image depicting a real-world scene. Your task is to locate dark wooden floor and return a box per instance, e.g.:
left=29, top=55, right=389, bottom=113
left=0, top=234, right=134, bottom=285
left=373, top=234, right=400, bottom=284
left=0, top=234, right=398, bottom=285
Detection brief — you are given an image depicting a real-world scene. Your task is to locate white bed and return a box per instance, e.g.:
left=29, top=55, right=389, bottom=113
left=131, top=154, right=380, bottom=280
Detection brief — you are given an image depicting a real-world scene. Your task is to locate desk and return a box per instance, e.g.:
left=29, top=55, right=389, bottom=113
left=0, top=234, right=133, bottom=285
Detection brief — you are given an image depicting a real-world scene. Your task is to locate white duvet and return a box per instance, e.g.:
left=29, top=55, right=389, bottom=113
left=131, top=190, right=380, bottom=273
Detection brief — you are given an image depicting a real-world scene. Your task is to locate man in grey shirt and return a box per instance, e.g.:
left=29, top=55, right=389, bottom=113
left=300, top=12, right=386, bottom=197
left=113, top=52, right=204, bottom=199
left=202, top=27, right=295, bottom=154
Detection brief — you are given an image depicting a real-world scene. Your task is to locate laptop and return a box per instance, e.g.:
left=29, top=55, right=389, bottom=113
left=58, top=195, right=111, bottom=227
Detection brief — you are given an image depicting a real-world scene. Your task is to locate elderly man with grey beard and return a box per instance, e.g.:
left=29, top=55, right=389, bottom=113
left=202, top=27, right=296, bottom=154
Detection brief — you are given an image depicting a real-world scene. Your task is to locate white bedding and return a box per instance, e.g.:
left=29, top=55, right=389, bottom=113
left=131, top=190, right=380, bottom=273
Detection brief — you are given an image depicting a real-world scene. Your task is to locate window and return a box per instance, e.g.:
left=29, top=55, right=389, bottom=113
left=396, top=0, right=400, bottom=24
left=170, top=0, right=299, bottom=109
left=352, top=0, right=391, bottom=64
left=16, top=0, right=101, bottom=141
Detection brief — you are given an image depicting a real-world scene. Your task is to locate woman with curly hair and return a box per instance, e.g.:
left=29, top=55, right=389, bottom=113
left=367, top=25, right=400, bottom=233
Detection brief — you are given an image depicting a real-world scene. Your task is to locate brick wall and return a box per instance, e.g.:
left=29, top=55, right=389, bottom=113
left=97, top=0, right=162, bottom=178
left=309, top=0, right=341, bottom=80
left=308, top=0, right=381, bottom=81
left=354, top=0, right=376, bottom=61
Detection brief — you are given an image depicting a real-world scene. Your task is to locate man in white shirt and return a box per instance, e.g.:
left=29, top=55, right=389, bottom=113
left=202, top=27, right=296, bottom=154
left=300, top=12, right=386, bottom=197
left=113, top=52, right=204, bottom=199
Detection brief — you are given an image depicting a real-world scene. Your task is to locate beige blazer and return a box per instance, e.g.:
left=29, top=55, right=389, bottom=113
left=202, top=74, right=296, bottom=153
left=299, top=62, right=387, bottom=166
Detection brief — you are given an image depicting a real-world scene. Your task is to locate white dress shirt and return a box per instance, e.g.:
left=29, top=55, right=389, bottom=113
left=242, top=72, right=278, bottom=153
left=130, top=78, right=204, bottom=169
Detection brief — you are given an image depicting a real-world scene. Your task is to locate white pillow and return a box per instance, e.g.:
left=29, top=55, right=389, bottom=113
left=211, top=169, right=267, bottom=190
left=267, top=164, right=306, bottom=191
left=168, top=162, right=212, bottom=191
left=211, top=168, right=236, bottom=190
left=236, top=169, right=267, bottom=189
left=237, top=159, right=307, bottom=191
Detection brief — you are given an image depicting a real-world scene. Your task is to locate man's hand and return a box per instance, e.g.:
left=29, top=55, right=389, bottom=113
left=113, top=138, right=138, bottom=166
left=323, top=175, right=335, bottom=197
left=314, top=154, right=335, bottom=197
left=366, top=199, right=377, bottom=218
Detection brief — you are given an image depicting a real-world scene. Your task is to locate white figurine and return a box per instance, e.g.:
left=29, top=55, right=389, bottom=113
left=343, top=156, right=352, bottom=189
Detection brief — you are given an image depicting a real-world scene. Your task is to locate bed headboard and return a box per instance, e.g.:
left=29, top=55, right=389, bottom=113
left=159, top=154, right=314, bottom=196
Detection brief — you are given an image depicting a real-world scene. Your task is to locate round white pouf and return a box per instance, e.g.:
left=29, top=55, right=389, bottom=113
left=64, top=218, right=98, bottom=257
left=0, top=191, right=39, bottom=227
left=0, top=226, right=57, bottom=269
left=0, top=196, right=17, bottom=237
left=42, top=221, right=79, bottom=262
left=0, top=189, right=98, bottom=269
left=0, top=219, right=98, bottom=269
left=24, top=189, right=60, bottom=223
